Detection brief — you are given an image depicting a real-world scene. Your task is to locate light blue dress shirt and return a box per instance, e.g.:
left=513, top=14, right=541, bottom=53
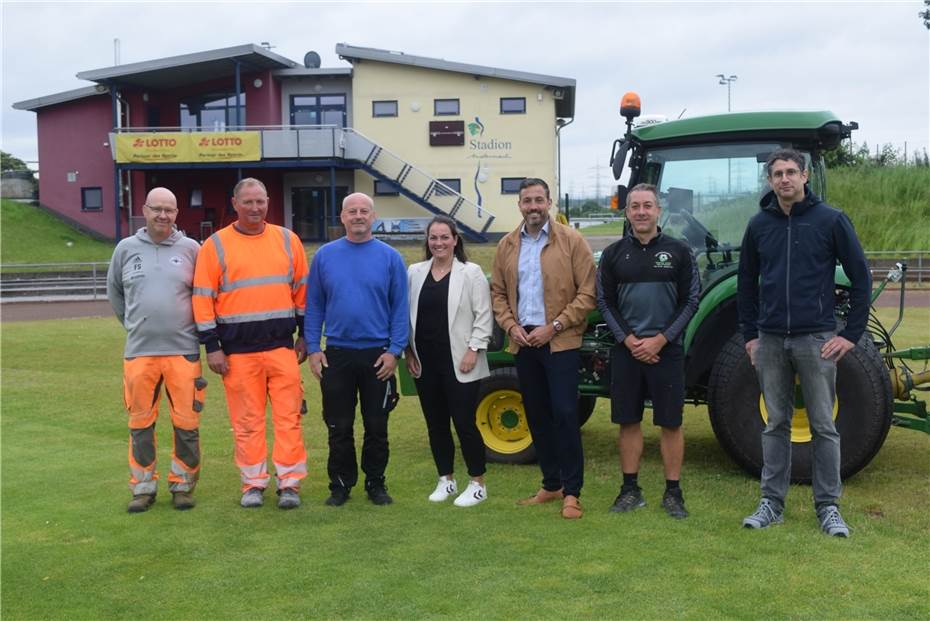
left=517, top=221, right=548, bottom=326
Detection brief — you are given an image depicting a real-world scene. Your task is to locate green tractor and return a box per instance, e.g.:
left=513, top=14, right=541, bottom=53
left=399, top=93, right=928, bottom=483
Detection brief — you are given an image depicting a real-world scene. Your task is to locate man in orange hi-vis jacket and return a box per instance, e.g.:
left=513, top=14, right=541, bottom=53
left=193, top=178, right=309, bottom=510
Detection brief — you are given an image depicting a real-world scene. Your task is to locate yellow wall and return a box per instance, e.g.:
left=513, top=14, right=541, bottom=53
left=350, top=61, right=561, bottom=233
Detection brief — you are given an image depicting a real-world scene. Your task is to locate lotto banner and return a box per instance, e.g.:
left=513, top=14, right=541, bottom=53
left=115, top=133, right=191, bottom=163
left=114, top=132, right=261, bottom=163
left=190, top=131, right=261, bottom=162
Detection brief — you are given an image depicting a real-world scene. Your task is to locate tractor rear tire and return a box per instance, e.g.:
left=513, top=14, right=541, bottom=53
left=707, top=332, right=892, bottom=483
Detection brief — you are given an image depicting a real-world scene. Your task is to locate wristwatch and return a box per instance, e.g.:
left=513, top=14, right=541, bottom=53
left=469, top=346, right=479, bottom=352
left=552, top=320, right=564, bottom=333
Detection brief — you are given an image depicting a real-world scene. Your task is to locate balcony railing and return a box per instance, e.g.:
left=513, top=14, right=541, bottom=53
left=110, top=125, right=496, bottom=239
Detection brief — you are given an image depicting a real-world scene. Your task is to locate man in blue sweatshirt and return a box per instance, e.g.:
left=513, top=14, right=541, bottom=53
left=737, top=148, right=870, bottom=537
left=306, top=192, right=409, bottom=507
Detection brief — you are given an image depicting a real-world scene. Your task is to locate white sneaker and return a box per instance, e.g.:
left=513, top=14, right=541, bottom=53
left=454, top=481, right=487, bottom=507
left=428, top=476, right=457, bottom=502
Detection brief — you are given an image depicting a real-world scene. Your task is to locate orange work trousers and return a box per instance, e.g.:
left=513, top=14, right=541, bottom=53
left=222, top=347, right=307, bottom=492
left=123, top=355, right=205, bottom=495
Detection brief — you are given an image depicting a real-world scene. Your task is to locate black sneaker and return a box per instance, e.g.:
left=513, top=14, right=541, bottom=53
left=325, top=487, right=350, bottom=507
left=609, top=487, right=646, bottom=513
left=661, top=488, right=689, bottom=519
left=367, top=485, right=394, bottom=506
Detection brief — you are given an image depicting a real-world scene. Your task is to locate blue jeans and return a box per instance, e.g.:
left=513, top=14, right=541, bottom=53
left=514, top=345, right=584, bottom=497
left=755, top=332, right=841, bottom=507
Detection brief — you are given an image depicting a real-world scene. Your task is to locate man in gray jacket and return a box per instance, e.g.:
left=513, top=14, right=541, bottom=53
left=107, top=187, right=204, bottom=512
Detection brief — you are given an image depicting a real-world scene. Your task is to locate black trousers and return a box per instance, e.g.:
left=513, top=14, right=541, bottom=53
left=320, top=347, right=391, bottom=492
left=514, top=345, right=584, bottom=497
left=414, top=349, right=486, bottom=478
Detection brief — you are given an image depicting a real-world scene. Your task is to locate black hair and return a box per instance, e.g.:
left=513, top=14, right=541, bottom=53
left=765, top=148, right=806, bottom=175
left=518, top=177, right=550, bottom=199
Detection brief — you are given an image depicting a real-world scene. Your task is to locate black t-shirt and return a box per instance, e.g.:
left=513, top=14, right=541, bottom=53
left=415, top=271, right=451, bottom=365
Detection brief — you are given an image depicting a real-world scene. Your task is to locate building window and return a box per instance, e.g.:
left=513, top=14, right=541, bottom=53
left=500, top=97, right=526, bottom=114
left=374, top=180, right=400, bottom=195
left=434, top=99, right=460, bottom=116
left=290, top=94, right=347, bottom=126
left=372, top=100, right=398, bottom=118
left=501, top=177, right=526, bottom=194
left=180, top=92, right=246, bottom=130
left=81, top=187, right=103, bottom=211
left=436, top=179, right=461, bottom=195
left=190, top=188, right=203, bottom=209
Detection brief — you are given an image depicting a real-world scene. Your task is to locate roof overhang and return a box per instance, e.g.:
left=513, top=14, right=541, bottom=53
left=335, top=43, right=575, bottom=118
left=76, top=44, right=297, bottom=90
left=13, top=85, right=109, bottom=111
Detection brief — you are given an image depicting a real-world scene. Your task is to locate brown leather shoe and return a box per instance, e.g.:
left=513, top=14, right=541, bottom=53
left=516, top=488, right=563, bottom=506
left=561, top=495, right=583, bottom=519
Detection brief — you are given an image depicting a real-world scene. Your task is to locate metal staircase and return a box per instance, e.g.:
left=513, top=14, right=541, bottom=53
left=341, top=129, right=496, bottom=242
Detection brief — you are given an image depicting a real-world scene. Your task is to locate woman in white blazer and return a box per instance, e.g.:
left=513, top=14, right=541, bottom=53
left=405, top=215, right=493, bottom=507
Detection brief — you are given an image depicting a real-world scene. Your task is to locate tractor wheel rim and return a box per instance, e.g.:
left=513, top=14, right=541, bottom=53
left=476, top=389, right=533, bottom=454
left=759, top=376, right=839, bottom=443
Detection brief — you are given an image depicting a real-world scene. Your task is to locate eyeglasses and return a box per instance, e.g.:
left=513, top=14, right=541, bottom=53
left=144, top=205, right=178, bottom=215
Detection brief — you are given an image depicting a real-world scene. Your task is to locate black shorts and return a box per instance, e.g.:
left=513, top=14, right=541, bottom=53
left=610, top=343, right=685, bottom=428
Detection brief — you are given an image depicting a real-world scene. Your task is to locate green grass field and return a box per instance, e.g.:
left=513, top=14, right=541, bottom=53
left=1, top=306, right=927, bottom=619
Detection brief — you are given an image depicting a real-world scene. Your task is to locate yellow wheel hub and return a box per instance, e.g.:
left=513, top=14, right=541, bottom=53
left=759, top=376, right=839, bottom=443
left=476, top=388, right=533, bottom=454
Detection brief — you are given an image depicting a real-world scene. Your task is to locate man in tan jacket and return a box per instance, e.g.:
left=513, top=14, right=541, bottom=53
left=491, top=178, right=596, bottom=519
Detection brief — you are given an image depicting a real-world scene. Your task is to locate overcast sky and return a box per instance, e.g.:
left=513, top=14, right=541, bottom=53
left=2, top=1, right=928, bottom=196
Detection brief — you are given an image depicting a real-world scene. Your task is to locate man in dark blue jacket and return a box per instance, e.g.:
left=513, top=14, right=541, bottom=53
left=737, top=148, right=870, bottom=537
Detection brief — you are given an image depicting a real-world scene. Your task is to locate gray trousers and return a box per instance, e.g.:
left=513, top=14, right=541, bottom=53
left=755, top=332, right=842, bottom=507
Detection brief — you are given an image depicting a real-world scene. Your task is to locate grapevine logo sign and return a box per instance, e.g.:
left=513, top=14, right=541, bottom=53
left=466, top=117, right=512, bottom=160
left=114, top=132, right=261, bottom=163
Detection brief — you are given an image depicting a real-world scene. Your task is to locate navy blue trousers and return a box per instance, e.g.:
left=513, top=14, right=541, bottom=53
left=514, top=345, right=584, bottom=497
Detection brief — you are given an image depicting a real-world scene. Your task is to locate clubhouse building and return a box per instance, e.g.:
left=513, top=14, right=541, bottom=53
left=13, top=43, right=576, bottom=242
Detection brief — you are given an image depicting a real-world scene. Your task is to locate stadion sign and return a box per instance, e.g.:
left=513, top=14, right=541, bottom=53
left=113, top=131, right=261, bottom=164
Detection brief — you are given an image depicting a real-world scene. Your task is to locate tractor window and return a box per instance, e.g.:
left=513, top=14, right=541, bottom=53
left=643, top=143, right=813, bottom=266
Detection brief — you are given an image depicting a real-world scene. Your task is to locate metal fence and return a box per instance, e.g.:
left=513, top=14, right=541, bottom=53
left=1, top=251, right=926, bottom=301
left=0, top=262, right=110, bottom=301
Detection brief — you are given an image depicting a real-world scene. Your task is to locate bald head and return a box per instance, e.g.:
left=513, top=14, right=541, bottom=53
left=146, top=187, right=177, bottom=208
left=143, top=186, right=179, bottom=243
left=340, top=192, right=376, bottom=243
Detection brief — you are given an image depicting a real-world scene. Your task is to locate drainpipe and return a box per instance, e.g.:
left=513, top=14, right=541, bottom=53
left=555, top=116, right=574, bottom=217
left=234, top=60, right=242, bottom=128
left=111, top=86, right=122, bottom=240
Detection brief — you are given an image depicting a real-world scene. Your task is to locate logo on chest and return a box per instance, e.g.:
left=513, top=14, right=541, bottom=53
left=653, top=251, right=674, bottom=269
left=169, top=255, right=184, bottom=267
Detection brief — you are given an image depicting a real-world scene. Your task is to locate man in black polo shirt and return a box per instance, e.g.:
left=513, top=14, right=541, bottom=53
left=596, top=183, right=699, bottom=518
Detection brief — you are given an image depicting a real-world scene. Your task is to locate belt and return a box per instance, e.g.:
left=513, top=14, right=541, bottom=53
left=522, top=325, right=539, bottom=332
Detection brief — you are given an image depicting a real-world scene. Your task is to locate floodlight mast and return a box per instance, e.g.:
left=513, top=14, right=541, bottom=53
left=715, top=74, right=738, bottom=111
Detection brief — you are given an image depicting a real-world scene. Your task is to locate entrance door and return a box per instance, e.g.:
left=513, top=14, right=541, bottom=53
left=291, top=186, right=348, bottom=241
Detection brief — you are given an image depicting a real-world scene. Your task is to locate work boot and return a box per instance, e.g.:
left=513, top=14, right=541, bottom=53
left=240, top=487, right=264, bottom=508
left=367, top=485, right=394, bottom=506
left=171, top=491, right=196, bottom=511
left=277, top=488, right=301, bottom=510
left=127, top=494, right=156, bottom=513
left=325, top=487, right=350, bottom=507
